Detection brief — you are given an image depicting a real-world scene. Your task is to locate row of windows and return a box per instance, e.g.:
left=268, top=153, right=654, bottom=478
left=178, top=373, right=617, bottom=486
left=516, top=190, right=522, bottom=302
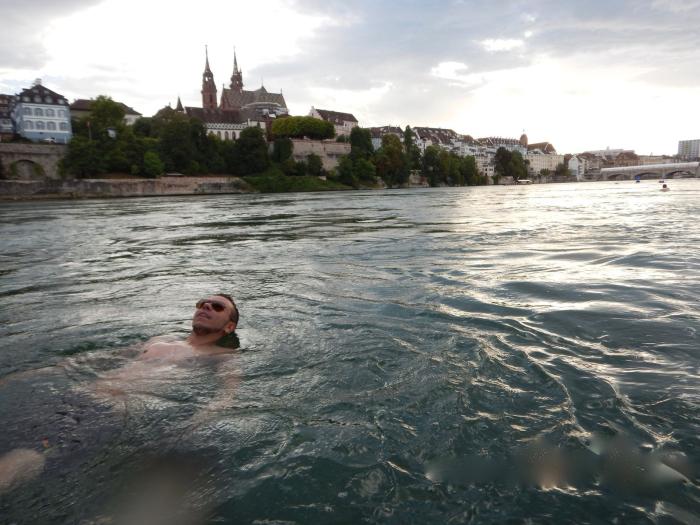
left=24, top=121, right=69, bottom=131
left=214, top=130, right=239, bottom=140
left=23, top=107, right=66, bottom=118
left=21, top=95, right=67, bottom=105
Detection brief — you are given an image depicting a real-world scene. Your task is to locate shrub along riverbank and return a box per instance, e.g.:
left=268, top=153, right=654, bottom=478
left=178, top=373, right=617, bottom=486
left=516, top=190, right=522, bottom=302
left=244, top=167, right=350, bottom=193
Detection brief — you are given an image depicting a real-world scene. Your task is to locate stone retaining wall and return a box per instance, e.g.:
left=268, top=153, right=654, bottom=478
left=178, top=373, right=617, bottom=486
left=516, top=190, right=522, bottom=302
left=0, top=176, right=252, bottom=200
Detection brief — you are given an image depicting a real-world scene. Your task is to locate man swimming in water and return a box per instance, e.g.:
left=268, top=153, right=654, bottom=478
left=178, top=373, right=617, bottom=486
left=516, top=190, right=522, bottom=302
left=0, top=293, right=241, bottom=495
left=138, top=293, right=240, bottom=360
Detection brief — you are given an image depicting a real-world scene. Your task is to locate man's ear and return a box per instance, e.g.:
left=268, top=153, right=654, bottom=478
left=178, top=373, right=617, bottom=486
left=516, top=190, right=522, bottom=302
left=224, top=321, right=237, bottom=334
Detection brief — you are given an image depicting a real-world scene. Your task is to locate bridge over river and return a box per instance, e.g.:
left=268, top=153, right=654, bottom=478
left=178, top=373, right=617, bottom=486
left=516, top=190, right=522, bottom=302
left=591, top=162, right=700, bottom=181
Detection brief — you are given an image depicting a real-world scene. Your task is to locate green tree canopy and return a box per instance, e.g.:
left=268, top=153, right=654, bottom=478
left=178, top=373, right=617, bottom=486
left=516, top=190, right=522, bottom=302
left=494, top=147, right=528, bottom=182
left=306, top=153, right=323, bottom=177
left=235, top=126, right=270, bottom=175
left=271, top=116, right=334, bottom=140
left=554, top=163, right=572, bottom=177
left=375, top=134, right=408, bottom=187
left=349, top=127, right=374, bottom=160
left=271, top=137, right=293, bottom=162
left=403, top=126, right=422, bottom=170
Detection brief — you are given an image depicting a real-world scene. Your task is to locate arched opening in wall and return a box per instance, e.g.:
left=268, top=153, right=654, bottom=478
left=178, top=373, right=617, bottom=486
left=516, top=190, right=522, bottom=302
left=224, top=131, right=229, bottom=140
left=606, top=173, right=625, bottom=181
left=637, top=172, right=657, bottom=180
left=665, top=171, right=694, bottom=179
left=8, top=159, right=46, bottom=180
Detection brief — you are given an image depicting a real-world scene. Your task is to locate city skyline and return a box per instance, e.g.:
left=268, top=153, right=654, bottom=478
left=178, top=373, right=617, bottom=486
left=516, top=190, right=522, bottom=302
left=1, top=0, right=699, bottom=155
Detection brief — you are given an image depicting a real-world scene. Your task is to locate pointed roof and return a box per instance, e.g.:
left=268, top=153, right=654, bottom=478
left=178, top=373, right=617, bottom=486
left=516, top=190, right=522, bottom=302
left=204, top=45, right=212, bottom=74
left=18, top=83, right=69, bottom=106
left=233, top=47, right=239, bottom=72
left=176, top=96, right=183, bottom=111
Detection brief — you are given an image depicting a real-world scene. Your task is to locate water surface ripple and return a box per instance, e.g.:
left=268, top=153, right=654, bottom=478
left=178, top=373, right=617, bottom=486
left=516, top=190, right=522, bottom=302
left=1, top=181, right=699, bottom=523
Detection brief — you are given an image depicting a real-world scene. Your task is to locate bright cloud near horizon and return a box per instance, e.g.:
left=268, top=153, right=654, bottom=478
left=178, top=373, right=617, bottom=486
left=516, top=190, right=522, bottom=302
left=1, top=0, right=699, bottom=155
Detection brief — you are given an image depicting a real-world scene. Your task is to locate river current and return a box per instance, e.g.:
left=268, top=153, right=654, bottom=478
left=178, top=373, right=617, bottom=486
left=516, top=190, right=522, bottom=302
left=1, top=180, right=699, bottom=523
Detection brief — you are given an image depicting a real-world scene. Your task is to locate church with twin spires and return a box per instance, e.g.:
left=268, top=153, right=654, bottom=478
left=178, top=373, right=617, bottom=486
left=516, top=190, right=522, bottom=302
left=175, top=47, right=288, bottom=140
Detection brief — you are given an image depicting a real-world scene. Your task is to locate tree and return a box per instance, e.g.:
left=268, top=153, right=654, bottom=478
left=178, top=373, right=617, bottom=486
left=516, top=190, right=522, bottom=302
left=142, top=151, right=164, bottom=178
left=272, top=137, right=293, bottom=162
left=335, top=155, right=358, bottom=187
left=235, top=126, right=270, bottom=175
left=353, top=157, right=376, bottom=183
left=61, top=135, right=103, bottom=177
left=494, top=147, right=528, bottom=182
left=87, top=95, right=125, bottom=132
left=375, top=134, right=408, bottom=186
left=459, top=155, right=479, bottom=186
left=554, top=163, right=571, bottom=177
left=271, top=116, right=334, bottom=140
left=422, top=145, right=441, bottom=186
left=306, top=153, right=323, bottom=177
left=349, top=127, right=374, bottom=160
left=403, top=126, right=421, bottom=170
left=158, top=114, right=198, bottom=173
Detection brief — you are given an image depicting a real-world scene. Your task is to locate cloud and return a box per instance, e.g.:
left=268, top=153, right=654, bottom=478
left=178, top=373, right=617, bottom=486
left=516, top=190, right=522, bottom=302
left=480, top=39, right=525, bottom=52
left=0, top=0, right=104, bottom=69
left=1, top=0, right=699, bottom=154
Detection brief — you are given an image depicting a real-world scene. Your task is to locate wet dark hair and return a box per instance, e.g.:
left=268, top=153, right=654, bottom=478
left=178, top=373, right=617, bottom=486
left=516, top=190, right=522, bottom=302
left=214, top=293, right=239, bottom=325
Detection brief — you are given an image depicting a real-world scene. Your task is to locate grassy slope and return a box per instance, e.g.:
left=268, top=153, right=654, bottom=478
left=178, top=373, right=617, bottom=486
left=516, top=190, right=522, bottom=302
left=244, top=166, right=351, bottom=193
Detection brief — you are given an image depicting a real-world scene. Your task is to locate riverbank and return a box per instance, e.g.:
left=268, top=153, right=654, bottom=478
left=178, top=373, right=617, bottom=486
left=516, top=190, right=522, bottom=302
left=0, top=170, right=358, bottom=200
left=0, top=176, right=253, bottom=200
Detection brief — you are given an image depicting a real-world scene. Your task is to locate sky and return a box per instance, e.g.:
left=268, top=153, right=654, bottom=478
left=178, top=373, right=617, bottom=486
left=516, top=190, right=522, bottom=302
left=1, top=0, right=699, bottom=155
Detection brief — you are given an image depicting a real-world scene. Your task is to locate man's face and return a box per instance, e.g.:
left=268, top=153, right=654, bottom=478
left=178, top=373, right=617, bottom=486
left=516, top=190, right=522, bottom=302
left=192, top=295, right=237, bottom=336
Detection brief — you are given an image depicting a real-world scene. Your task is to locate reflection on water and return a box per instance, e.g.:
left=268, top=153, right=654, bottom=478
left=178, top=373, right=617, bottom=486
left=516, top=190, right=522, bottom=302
left=1, top=180, right=699, bottom=523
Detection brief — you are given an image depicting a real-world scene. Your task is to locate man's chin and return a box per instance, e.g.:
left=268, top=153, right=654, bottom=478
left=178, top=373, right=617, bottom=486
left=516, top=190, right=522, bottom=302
left=192, top=324, right=218, bottom=336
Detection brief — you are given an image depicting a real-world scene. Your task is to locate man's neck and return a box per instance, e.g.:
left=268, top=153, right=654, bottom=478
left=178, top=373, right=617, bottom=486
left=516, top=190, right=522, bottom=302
left=187, top=331, right=225, bottom=348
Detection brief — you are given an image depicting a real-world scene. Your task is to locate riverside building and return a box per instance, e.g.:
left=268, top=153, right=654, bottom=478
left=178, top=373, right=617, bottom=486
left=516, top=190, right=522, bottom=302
left=9, top=80, right=72, bottom=144
left=678, top=139, right=700, bottom=160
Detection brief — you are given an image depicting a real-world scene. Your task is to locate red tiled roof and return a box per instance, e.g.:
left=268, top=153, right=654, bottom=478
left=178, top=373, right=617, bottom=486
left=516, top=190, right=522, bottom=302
left=527, top=142, right=557, bottom=154
left=222, top=87, right=287, bottom=111
left=369, top=126, right=402, bottom=138
left=185, top=106, right=247, bottom=124
left=414, top=127, right=460, bottom=146
left=313, top=108, right=358, bottom=124
left=70, top=98, right=141, bottom=115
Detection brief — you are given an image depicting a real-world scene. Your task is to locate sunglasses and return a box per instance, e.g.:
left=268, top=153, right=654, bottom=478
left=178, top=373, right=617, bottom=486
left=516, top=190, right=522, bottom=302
left=195, top=299, right=229, bottom=313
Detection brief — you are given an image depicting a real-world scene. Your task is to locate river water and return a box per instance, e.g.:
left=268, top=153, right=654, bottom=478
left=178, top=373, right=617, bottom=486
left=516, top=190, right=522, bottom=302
left=1, top=180, right=699, bottom=523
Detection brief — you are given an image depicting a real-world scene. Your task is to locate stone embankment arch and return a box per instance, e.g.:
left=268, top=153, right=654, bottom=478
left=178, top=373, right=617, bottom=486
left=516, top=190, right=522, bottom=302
left=0, top=143, right=67, bottom=180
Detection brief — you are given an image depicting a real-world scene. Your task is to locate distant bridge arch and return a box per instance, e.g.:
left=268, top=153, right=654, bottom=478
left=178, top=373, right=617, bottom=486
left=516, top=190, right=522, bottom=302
left=600, top=162, right=699, bottom=181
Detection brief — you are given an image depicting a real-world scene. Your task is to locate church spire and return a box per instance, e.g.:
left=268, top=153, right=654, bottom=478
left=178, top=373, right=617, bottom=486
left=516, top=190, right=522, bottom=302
left=176, top=96, right=183, bottom=112
left=230, top=47, right=244, bottom=93
left=201, top=44, right=217, bottom=110
left=204, top=45, right=212, bottom=74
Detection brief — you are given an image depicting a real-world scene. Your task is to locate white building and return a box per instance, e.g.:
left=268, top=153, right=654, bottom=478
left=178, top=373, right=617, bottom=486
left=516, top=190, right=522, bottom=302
left=678, top=139, right=700, bottom=160
left=526, top=152, right=564, bottom=176
left=179, top=102, right=265, bottom=141
left=568, top=155, right=587, bottom=180
left=309, top=107, right=358, bottom=137
left=11, top=80, right=72, bottom=144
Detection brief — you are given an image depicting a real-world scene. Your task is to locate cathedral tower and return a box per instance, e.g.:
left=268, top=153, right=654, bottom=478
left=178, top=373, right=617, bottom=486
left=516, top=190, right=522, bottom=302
left=230, top=48, right=243, bottom=93
left=201, top=45, right=218, bottom=110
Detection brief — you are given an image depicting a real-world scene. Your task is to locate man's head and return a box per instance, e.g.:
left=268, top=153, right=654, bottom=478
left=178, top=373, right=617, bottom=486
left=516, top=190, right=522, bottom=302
left=191, top=294, right=239, bottom=337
